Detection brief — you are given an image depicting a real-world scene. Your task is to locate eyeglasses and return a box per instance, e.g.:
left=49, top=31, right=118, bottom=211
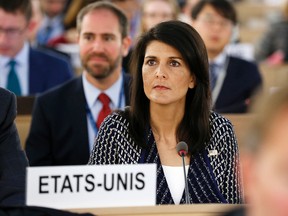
left=0, top=27, right=26, bottom=39
left=197, top=15, right=233, bottom=29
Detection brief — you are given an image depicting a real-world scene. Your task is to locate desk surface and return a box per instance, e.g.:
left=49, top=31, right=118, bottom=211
left=67, top=204, right=242, bottom=216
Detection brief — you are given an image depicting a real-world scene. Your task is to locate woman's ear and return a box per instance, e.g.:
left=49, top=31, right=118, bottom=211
left=189, top=75, right=196, bottom=89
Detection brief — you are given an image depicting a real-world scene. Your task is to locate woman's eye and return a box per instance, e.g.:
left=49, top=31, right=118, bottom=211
left=146, top=59, right=156, bottom=66
left=170, top=61, right=180, bottom=67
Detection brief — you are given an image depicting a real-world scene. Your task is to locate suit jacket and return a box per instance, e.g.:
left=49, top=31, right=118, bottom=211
left=0, top=88, right=28, bottom=206
left=25, top=73, right=131, bottom=166
left=214, top=56, right=262, bottom=113
left=88, top=111, right=242, bottom=204
left=28, top=47, right=73, bottom=95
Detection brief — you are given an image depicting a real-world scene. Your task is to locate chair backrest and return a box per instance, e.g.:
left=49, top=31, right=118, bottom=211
left=17, top=96, right=35, bottom=115
left=234, top=2, right=281, bottom=44
left=15, top=115, right=32, bottom=150
left=223, top=114, right=256, bottom=154
left=259, top=63, right=288, bottom=93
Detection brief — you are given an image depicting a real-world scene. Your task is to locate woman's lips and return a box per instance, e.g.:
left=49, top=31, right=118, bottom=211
left=153, top=85, right=169, bottom=90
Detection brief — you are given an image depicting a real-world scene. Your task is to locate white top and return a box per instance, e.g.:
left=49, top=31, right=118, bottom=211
left=0, top=42, right=29, bottom=95
left=82, top=72, right=125, bottom=151
left=162, top=165, right=189, bottom=204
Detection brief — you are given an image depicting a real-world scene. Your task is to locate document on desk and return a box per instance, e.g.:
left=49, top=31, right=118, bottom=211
left=26, top=164, right=156, bottom=209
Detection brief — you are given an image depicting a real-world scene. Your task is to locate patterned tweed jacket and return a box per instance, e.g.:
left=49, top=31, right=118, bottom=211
left=88, top=111, right=242, bottom=204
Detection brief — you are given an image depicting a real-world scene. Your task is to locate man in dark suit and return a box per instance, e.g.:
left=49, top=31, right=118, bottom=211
left=191, top=0, right=262, bottom=113
left=0, top=0, right=73, bottom=96
left=25, top=1, right=132, bottom=166
left=0, top=88, right=28, bottom=206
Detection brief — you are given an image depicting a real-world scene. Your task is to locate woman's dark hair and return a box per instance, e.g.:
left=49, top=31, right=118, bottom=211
left=191, top=0, right=237, bottom=25
left=128, top=20, right=211, bottom=155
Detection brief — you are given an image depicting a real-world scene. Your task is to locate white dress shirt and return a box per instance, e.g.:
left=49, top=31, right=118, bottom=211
left=209, top=50, right=227, bottom=78
left=82, top=72, right=125, bottom=151
left=0, top=42, right=29, bottom=95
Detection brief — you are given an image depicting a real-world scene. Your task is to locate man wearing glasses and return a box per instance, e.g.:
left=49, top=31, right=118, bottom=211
left=0, top=0, right=73, bottom=96
left=191, top=0, right=262, bottom=113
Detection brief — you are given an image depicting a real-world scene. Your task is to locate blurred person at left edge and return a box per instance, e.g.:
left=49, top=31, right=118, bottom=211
left=0, top=88, right=28, bottom=206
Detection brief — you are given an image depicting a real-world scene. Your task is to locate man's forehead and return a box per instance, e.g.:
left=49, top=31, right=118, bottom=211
left=0, top=9, right=27, bottom=26
left=80, top=11, right=121, bottom=35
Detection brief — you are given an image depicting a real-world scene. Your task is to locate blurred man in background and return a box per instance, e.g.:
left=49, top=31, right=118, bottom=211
left=0, top=0, right=73, bottom=96
left=191, top=0, right=262, bottom=113
left=36, top=0, right=67, bottom=46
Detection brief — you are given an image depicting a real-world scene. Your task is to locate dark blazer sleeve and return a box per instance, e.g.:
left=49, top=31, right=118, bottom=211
left=0, top=88, right=28, bottom=206
left=25, top=78, right=90, bottom=166
left=25, top=95, right=54, bottom=166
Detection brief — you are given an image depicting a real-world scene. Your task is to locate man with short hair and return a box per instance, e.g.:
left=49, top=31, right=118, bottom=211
left=26, top=1, right=132, bottom=166
left=191, top=0, right=262, bottom=113
left=0, top=0, right=73, bottom=96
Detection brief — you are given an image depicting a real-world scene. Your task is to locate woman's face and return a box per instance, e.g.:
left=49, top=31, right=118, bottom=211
left=142, top=40, right=195, bottom=107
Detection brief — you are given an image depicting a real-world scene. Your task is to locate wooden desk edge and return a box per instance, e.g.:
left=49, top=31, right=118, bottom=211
left=66, top=204, right=243, bottom=216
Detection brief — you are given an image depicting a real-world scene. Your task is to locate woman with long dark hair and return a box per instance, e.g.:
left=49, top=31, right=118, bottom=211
left=88, top=20, right=242, bottom=204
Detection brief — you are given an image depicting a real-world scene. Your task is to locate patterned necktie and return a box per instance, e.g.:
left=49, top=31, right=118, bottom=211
left=6, top=59, right=21, bottom=96
left=209, top=63, right=218, bottom=90
left=96, top=93, right=111, bottom=128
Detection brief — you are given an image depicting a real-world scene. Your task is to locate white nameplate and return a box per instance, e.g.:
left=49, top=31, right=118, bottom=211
left=26, top=164, right=156, bottom=209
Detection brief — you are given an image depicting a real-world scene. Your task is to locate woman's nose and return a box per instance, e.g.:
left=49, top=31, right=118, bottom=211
left=155, top=64, right=167, bottom=78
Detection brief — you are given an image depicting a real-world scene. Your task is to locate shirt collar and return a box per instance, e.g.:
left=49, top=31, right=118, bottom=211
left=209, top=50, right=227, bottom=67
left=82, top=71, right=123, bottom=109
left=15, top=41, right=29, bottom=67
